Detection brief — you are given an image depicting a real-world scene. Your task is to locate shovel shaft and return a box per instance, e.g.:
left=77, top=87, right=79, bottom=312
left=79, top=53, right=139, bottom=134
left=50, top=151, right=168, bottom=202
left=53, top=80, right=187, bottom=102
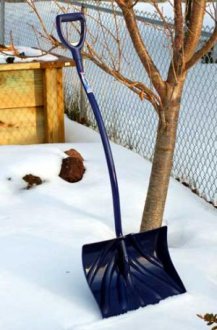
left=56, top=13, right=123, bottom=237
left=84, top=91, right=123, bottom=238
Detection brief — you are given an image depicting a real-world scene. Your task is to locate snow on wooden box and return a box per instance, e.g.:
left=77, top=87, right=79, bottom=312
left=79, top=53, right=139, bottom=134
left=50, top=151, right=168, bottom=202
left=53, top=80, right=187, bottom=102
left=0, top=54, right=74, bottom=145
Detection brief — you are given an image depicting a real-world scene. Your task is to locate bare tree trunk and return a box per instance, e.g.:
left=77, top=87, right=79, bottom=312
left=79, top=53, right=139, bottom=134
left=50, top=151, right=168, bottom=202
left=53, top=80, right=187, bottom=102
left=140, top=83, right=184, bottom=232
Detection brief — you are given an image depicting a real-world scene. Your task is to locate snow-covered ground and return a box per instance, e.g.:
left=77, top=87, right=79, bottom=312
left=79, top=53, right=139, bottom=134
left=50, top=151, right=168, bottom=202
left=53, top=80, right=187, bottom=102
left=0, top=118, right=216, bottom=330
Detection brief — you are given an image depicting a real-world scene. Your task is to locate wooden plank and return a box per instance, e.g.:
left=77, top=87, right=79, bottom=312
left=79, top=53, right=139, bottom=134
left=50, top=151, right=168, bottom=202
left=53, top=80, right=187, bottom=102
left=0, top=106, right=44, bottom=125
left=0, top=62, right=43, bottom=72
left=0, top=125, right=45, bottom=145
left=0, top=106, right=45, bottom=145
left=0, top=70, right=44, bottom=109
left=43, top=68, right=65, bottom=143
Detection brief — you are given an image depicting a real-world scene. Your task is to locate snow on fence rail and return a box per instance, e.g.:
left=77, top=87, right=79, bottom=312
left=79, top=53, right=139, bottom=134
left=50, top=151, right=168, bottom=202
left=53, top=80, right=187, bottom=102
left=1, top=0, right=217, bottom=206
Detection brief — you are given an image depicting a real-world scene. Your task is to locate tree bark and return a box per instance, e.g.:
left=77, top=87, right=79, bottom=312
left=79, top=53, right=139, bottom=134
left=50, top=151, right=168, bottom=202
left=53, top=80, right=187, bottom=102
left=140, top=83, right=184, bottom=232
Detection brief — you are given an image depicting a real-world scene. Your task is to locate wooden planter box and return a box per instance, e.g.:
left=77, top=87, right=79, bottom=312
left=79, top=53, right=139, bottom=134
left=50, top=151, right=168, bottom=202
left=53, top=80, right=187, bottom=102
left=0, top=56, right=74, bottom=145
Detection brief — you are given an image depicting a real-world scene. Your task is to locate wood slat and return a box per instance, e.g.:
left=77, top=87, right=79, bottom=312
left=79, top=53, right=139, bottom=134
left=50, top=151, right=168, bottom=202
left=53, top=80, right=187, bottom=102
left=0, top=69, right=44, bottom=109
left=0, top=107, right=45, bottom=145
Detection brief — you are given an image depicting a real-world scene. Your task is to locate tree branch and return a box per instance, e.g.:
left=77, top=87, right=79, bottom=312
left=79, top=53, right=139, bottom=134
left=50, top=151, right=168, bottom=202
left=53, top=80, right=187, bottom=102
left=167, top=0, right=184, bottom=83
left=185, top=0, right=193, bottom=28
left=173, top=0, right=184, bottom=57
left=151, top=0, right=174, bottom=43
left=116, top=0, right=166, bottom=98
left=26, top=0, right=58, bottom=46
left=84, top=44, right=162, bottom=115
left=184, top=0, right=206, bottom=62
left=186, top=25, right=217, bottom=69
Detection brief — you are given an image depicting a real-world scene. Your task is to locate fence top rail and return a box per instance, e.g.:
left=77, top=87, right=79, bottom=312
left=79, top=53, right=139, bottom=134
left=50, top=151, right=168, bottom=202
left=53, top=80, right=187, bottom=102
left=71, top=0, right=213, bottom=38
left=2, top=0, right=213, bottom=38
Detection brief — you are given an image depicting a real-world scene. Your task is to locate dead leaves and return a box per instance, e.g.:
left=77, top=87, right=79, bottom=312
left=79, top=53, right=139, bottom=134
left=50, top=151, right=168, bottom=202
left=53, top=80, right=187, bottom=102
left=197, top=314, right=217, bottom=330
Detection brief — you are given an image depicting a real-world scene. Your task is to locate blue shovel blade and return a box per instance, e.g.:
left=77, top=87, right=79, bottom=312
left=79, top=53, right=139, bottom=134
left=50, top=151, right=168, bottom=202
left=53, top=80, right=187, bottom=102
left=82, top=226, right=186, bottom=318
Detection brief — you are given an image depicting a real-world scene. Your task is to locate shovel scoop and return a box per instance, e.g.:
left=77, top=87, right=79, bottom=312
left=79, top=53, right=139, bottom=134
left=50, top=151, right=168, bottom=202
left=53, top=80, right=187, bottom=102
left=83, top=227, right=186, bottom=318
left=56, top=12, right=186, bottom=318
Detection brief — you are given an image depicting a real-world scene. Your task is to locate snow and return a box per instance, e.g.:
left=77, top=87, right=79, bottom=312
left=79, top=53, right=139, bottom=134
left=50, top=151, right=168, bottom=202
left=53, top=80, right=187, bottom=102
left=0, top=46, right=58, bottom=64
left=0, top=120, right=217, bottom=330
left=64, top=117, right=100, bottom=143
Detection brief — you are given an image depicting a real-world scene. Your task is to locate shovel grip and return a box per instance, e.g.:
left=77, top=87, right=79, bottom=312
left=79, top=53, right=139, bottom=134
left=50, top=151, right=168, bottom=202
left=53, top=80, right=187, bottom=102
left=56, top=13, right=86, bottom=51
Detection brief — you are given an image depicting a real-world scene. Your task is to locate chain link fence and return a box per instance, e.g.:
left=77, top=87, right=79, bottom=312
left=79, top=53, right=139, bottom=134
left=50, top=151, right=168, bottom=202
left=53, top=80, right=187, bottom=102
left=0, top=0, right=217, bottom=206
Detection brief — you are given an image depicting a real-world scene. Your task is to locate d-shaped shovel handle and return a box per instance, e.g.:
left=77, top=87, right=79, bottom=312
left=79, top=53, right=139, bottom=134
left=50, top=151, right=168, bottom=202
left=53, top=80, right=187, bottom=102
left=56, top=13, right=86, bottom=50
left=56, top=13, right=86, bottom=72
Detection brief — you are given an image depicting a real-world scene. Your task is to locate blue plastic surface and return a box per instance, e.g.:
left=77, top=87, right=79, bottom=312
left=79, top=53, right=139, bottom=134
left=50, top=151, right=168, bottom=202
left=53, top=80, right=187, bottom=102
left=56, top=13, right=86, bottom=73
left=82, top=227, right=186, bottom=318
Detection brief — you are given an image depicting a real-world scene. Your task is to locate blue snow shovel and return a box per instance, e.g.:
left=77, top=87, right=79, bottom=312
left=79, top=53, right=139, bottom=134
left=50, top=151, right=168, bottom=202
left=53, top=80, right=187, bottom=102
left=56, top=13, right=186, bottom=318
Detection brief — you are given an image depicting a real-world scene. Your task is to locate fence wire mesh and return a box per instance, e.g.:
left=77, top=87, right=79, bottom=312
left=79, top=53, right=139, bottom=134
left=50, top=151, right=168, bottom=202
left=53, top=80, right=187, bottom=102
left=1, top=0, right=217, bottom=206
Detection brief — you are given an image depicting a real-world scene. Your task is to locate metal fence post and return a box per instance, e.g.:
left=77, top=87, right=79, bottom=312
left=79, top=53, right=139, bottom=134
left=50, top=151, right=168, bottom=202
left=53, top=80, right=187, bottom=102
left=0, top=0, right=5, bottom=45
